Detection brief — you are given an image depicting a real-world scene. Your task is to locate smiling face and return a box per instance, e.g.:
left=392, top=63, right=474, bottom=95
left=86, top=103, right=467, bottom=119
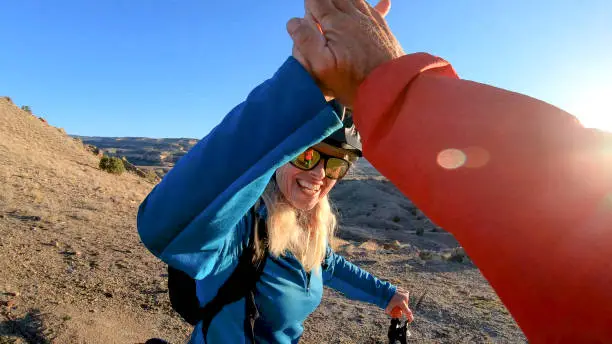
left=276, top=161, right=337, bottom=211
left=276, top=143, right=355, bottom=211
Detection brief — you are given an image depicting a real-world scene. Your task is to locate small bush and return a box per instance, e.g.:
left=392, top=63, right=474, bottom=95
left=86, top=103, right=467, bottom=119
left=1, top=96, right=12, bottom=103
left=99, top=156, right=125, bottom=175
left=415, top=227, right=424, bottom=236
left=83, top=143, right=102, bottom=157
left=144, top=170, right=159, bottom=183
left=392, top=216, right=401, bottom=223
left=419, top=250, right=435, bottom=261
left=21, top=105, right=32, bottom=113
left=446, top=247, right=467, bottom=263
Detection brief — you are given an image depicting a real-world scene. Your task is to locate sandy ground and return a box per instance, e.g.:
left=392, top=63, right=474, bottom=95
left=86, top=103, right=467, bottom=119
left=0, top=98, right=525, bottom=343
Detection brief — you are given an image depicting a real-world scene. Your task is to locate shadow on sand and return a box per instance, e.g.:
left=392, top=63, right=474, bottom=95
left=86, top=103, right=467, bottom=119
left=0, top=308, right=52, bottom=344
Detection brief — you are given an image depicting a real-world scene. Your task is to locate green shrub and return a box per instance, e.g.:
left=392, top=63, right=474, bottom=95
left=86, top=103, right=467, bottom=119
left=99, top=156, right=125, bottom=175
left=21, top=105, right=32, bottom=113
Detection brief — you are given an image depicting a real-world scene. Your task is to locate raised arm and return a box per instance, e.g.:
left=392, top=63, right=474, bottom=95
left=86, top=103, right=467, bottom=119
left=354, top=53, right=612, bottom=342
left=137, top=57, right=343, bottom=278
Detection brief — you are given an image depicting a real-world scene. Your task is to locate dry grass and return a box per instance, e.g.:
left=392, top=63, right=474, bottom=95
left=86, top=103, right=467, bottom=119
left=0, top=98, right=189, bottom=343
left=0, top=98, right=150, bottom=221
left=358, top=240, right=381, bottom=252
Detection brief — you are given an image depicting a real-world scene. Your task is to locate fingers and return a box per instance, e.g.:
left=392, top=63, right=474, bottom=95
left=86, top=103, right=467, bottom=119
left=306, top=10, right=324, bottom=35
left=387, top=301, right=414, bottom=321
left=347, top=0, right=371, bottom=15
left=374, top=0, right=391, bottom=17
left=287, top=17, right=303, bottom=36
left=287, top=15, right=334, bottom=94
left=331, top=0, right=361, bottom=14
left=370, top=0, right=394, bottom=34
left=386, top=290, right=415, bottom=321
left=341, top=0, right=392, bottom=29
left=287, top=17, right=326, bottom=61
left=400, top=301, right=415, bottom=322
left=305, top=0, right=337, bottom=21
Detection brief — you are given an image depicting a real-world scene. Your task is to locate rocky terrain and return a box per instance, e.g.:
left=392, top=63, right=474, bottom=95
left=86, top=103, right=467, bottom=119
left=0, top=97, right=525, bottom=343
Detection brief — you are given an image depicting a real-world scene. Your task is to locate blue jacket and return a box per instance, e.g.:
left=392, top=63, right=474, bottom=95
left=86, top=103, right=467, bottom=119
left=137, top=57, right=397, bottom=344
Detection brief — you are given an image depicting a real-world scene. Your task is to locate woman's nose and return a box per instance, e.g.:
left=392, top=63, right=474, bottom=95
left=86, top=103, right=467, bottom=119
left=308, top=159, right=326, bottom=179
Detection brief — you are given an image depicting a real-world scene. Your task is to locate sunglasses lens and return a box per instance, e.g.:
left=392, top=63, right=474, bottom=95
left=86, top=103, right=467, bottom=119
left=292, top=149, right=321, bottom=170
left=325, top=158, right=349, bottom=179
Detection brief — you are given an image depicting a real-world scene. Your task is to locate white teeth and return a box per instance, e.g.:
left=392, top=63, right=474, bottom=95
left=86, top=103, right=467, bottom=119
left=297, top=179, right=321, bottom=191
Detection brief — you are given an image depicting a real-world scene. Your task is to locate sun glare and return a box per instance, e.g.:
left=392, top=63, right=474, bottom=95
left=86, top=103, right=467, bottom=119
left=568, top=88, right=612, bottom=133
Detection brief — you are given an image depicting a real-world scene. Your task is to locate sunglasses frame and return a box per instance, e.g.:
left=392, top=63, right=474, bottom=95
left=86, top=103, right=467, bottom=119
left=290, top=148, right=352, bottom=180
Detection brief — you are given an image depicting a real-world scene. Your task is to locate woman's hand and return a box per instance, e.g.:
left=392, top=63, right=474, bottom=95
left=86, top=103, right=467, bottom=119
left=287, top=0, right=404, bottom=107
left=385, top=288, right=414, bottom=322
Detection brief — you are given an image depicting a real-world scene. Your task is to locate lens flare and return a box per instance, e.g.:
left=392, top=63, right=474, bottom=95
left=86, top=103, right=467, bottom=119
left=604, top=192, right=612, bottom=209
left=464, top=146, right=490, bottom=168
left=437, top=149, right=467, bottom=170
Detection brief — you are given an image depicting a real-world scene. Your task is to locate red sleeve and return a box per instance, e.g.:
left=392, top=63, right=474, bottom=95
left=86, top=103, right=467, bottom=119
left=354, top=53, right=612, bottom=343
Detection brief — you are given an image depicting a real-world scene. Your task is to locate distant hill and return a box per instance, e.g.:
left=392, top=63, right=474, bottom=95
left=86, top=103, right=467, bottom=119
left=73, top=136, right=199, bottom=175
left=73, top=135, right=384, bottom=179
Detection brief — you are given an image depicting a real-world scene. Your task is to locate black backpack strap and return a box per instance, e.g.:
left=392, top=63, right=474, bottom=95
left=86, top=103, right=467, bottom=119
left=167, top=265, right=203, bottom=326
left=200, top=200, right=269, bottom=342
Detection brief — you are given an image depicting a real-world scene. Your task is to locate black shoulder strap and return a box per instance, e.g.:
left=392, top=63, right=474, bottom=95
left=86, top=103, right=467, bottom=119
left=167, top=265, right=203, bottom=326
left=199, top=201, right=269, bottom=342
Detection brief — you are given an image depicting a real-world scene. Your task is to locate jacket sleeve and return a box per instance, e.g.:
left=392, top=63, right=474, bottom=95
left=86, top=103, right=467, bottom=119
left=322, top=246, right=397, bottom=309
left=137, top=57, right=343, bottom=279
left=353, top=53, right=612, bottom=342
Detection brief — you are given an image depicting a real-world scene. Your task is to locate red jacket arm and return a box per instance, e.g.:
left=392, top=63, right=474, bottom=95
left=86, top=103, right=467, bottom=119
left=354, top=53, right=612, bottom=343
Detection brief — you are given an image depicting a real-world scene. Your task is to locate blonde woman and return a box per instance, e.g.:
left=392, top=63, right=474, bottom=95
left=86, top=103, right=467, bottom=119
left=137, top=57, right=412, bottom=343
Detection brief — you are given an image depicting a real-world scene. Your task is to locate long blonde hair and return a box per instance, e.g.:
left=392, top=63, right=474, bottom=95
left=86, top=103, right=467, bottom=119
left=259, top=180, right=337, bottom=272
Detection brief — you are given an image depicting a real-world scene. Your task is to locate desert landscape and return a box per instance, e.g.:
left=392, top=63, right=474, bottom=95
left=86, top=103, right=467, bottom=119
left=0, top=97, right=526, bottom=343
left=72, top=136, right=199, bottom=178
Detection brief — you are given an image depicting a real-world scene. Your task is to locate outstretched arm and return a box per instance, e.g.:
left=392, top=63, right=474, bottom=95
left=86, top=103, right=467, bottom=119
left=322, top=247, right=397, bottom=310
left=289, top=0, right=612, bottom=341
left=354, top=53, right=612, bottom=342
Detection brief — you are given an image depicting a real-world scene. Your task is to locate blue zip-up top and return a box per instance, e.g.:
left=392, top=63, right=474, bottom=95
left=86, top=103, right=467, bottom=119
left=137, top=57, right=397, bottom=343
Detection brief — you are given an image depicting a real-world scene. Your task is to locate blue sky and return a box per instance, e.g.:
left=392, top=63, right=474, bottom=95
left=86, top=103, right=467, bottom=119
left=1, top=1, right=611, bottom=138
